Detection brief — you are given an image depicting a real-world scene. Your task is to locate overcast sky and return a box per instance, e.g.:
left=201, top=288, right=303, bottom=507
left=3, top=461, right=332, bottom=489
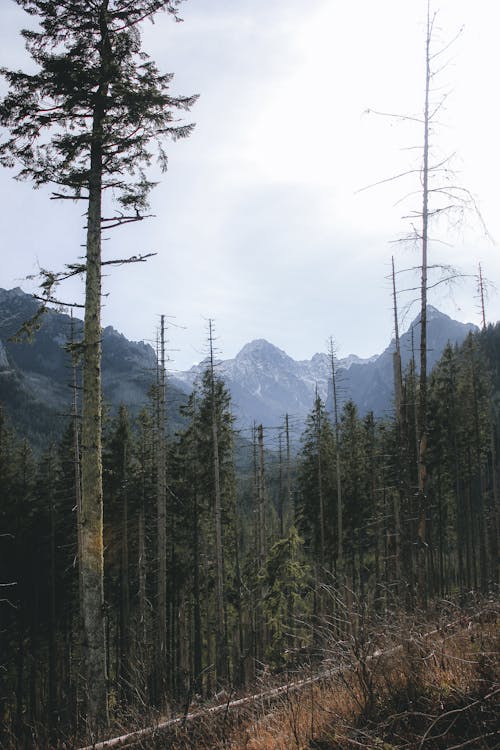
left=1, top=0, right=499, bottom=370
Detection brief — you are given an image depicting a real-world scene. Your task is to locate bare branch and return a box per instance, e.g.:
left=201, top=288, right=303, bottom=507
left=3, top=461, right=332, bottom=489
left=418, top=687, right=500, bottom=749
left=429, top=25, right=464, bottom=62
left=364, top=108, right=424, bottom=124
left=356, top=168, right=422, bottom=194
left=101, top=252, right=157, bottom=267
left=100, top=214, right=153, bottom=229
left=51, top=192, right=88, bottom=201
left=32, top=294, right=85, bottom=309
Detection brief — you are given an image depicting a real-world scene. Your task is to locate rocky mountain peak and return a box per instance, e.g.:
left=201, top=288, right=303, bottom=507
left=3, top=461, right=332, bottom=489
left=237, top=339, right=293, bottom=363
left=0, top=286, right=482, bottom=443
left=171, top=306, right=479, bottom=430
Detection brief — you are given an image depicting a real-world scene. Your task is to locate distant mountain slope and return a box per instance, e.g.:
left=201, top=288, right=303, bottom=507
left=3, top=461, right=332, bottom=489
left=172, top=306, right=477, bottom=430
left=0, top=287, right=185, bottom=445
left=0, top=287, right=479, bottom=445
left=341, top=306, right=479, bottom=417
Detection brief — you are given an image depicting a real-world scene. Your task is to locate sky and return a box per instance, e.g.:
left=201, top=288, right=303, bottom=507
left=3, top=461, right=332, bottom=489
left=1, top=0, right=500, bottom=371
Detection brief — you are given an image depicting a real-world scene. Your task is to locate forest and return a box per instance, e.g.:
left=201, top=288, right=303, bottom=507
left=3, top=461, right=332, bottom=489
left=1, top=317, right=499, bottom=748
left=0, top=1, right=499, bottom=748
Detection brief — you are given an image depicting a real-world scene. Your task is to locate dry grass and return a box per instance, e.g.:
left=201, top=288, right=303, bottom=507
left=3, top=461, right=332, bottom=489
left=210, top=608, right=499, bottom=750
left=50, top=601, right=498, bottom=749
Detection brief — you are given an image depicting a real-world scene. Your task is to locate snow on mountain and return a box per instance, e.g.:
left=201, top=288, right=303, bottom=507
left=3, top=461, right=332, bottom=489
left=171, top=307, right=477, bottom=431
left=171, top=339, right=380, bottom=430
left=0, top=287, right=477, bottom=443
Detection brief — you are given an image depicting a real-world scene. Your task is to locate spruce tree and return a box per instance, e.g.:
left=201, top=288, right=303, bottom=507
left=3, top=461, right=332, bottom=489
left=339, top=401, right=369, bottom=592
left=260, top=526, right=311, bottom=668
left=178, top=364, right=236, bottom=687
left=297, top=395, right=336, bottom=570
left=0, top=1, right=196, bottom=730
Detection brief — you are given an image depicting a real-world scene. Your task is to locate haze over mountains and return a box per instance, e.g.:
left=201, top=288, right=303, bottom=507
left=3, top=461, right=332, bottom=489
left=0, top=287, right=168, bottom=443
left=0, top=287, right=477, bottom=443
left=171, top=306, right=477, bottom=429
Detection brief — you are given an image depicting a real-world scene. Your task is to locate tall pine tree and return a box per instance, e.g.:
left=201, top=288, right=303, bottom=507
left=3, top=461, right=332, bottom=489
left=0, top=0, right=196, bottom=730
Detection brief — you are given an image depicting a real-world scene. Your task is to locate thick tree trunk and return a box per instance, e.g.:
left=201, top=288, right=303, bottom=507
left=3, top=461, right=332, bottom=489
left=80, top=10, right=110, bottom=724
left=80, top=138, right=109, bottom=730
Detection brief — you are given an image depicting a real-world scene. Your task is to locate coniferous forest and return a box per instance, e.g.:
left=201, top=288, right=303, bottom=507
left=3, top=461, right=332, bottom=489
left=1, top=322, right=499, bottom=747
left=0, top=1, right=499, bottom=749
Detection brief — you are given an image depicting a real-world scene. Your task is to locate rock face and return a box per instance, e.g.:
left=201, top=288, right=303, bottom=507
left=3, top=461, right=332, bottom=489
left=0, top=340, right=10, bottom=371
left=340, top=306, right=478, bottom=417
left=0, top=287, right=478, bottom=445
left=0, top=287, right=182, bottom=445
left=172, top=306, right=477, bottom=430
left=173, top=340, right=376, bottom=428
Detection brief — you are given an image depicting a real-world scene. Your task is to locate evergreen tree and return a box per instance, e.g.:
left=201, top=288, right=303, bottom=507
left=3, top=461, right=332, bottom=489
left=297, top=395, right=336, bottom=573
left=260, top=526, right=311, bottom=668
left=339, top=401, right=369, bottom=591
left=427, top=344, right=462, bottom=593
left=174, top=366, right=237, bottom=688
left=0, top=0, right=196, bottom=730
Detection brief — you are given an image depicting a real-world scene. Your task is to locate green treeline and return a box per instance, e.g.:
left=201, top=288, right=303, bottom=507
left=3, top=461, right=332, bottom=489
left=0, top=325, right=499, bottom=746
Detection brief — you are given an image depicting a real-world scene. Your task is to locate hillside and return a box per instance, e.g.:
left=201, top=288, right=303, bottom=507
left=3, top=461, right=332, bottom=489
left=172, top=306, right=477, bottom=428
left=0, top=288, right=476, bottom=443
left=0, top=287, right=186, bottom=444
left=0, top=288, right=477, bottom=444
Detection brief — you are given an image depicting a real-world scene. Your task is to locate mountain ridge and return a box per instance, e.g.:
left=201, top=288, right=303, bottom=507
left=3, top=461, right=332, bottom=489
left=171, top=305, right=478, bottom=429
left=0, top=287, right=185, bottom=445
left=0, top=288, right=479, bottom=443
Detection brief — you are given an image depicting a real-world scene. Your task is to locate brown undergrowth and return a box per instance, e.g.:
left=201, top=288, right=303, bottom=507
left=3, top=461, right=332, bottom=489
left=189, top=602, right=500, bottom=750
left=60, top=599, right=499, bottom=749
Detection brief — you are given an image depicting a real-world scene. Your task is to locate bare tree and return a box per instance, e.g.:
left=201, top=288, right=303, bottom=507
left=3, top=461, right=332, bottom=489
left=328, top=338, right=343, bottom=580
left=362, top=0, right=485, bottom=602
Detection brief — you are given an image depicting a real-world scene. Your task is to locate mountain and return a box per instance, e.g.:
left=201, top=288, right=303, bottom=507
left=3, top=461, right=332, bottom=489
left=0, top=287, right=185, bottom=445
left=342, top=306, right=478, bottom=417
left=0, top=287, right=479, bottom=446
left=173, top=340, right=377, bottom=428
left=172, top=306, right=477, bottom=432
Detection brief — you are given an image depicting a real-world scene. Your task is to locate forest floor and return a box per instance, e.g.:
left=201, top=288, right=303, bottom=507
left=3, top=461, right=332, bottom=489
left=74, top=599, right=499, bottom=750
left=150, top=602, right=499, bottom=750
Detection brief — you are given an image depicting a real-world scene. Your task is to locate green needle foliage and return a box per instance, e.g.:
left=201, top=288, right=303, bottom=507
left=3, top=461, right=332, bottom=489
left=0, top=0, right=197, bottom=734
left=0, top=0, right=197, bottom=212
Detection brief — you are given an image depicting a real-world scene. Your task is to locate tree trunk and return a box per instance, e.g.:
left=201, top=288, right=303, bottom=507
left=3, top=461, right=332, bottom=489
left=156, top=315, right=168, bottom=701
left=192, top=491, right=203, bottom=692
left=48, top=449, right=57, bottom=738
left=209, top=321, right=228, bottom=683
left=417, top=0, right=432, bottom=607
left=257, top=423, right=268, bottom=658
left=80, top=110, right=108, bottom=732
left=120, top=447, right=130, bottom=701
left=329, top=340, right=343, bottom=580
left=79, top=5, right=113, bottom=729
left=391, top=258, right=403, bottom=591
